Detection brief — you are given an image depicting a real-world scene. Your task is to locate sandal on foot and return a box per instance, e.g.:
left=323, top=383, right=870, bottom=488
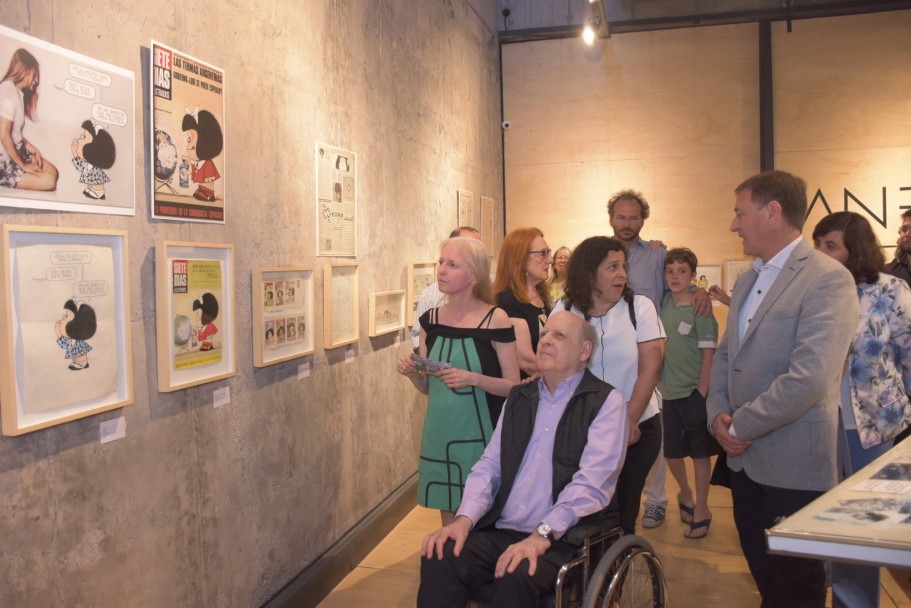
left=684, top=517, right=711, bottom=539
left=677, top=492, right=695, bottom=524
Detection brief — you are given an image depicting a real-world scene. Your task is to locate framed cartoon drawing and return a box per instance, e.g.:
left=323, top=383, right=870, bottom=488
left=694, top=265, right=722, bottom=306
left=156, top=241, right=235, bottom=392
left=368, top=290, right=406, bottom=337
left=480, top=195, right=495, bottom=255
left=315, top=142, right=357, bottom=256
left=458, top=188, right=473, bottom=227
left=253, top=267, right=315, bottom=367
left=407, top=260, right=437, bottom=326
left=0, top=225, right=133, bottom=436
left=323, top=262, right=359, bottom=349
left=724, top=259, right=755, bottom=297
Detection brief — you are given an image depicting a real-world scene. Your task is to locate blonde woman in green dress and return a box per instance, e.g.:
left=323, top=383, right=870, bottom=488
left=397, top=237, right=520, bottom=525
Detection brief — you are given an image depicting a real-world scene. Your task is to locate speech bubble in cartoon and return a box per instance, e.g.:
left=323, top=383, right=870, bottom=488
left=46, top=267, right=77, bottom=280
left=69, top=63, right=112, bottom=87
left=50, top=251, right=92, bottom=265
left=74, top=280, right=109, bottom=297
left=64, top=79, right=95, bottom=100
left=92, top=103, right=128, bottom=127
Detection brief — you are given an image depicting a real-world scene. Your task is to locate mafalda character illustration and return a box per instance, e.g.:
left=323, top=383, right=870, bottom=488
left=181, top=106, right=223, bottom=202
left=54, top=298, right=96, bottom=370
left=71, top=120, right=115, bottom=200
left=193, top=292, right=219, bottom=351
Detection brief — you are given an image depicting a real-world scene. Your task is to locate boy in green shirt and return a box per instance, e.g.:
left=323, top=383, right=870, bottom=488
left=661, top=248, right=720, bottom=539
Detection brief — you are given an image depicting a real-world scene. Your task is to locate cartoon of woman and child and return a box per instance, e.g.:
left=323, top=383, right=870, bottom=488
left=55, top=299, right=96, bottom=371
left=0, top=48, right=58, bottom=191
left=181, top=106, right=223, bottom=202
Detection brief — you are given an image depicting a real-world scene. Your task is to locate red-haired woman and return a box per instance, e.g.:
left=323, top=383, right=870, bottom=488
left=493, top=227, right=553, bottom=377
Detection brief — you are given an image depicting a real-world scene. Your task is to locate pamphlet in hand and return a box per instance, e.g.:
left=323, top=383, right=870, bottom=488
left=410, top=353, right=452, bottom=373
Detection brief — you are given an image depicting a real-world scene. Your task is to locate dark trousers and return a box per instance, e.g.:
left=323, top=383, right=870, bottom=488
left=615, top=413, right=662, bottom=534
left=416, top=527, right=577, bottom=608
left=729, top=469, right=827, bottom=608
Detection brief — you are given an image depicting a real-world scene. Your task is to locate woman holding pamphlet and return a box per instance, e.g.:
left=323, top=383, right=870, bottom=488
left=397, top=237, right=519, bottom=525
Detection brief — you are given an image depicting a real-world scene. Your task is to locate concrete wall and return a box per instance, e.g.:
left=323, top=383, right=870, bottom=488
left=0, top=1, right=502, bottom=606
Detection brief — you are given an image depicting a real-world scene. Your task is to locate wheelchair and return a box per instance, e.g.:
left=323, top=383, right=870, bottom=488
left=471, top=508, right=667, bottom=608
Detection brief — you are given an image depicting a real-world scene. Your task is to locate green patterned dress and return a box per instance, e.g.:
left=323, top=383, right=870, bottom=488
left=417, top=307, right=516, bottom=511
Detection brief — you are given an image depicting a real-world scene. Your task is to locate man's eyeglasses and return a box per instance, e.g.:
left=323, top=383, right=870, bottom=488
left=528, top=249, right=552, bottom=258
left=900, top=226, right=911, bottom=234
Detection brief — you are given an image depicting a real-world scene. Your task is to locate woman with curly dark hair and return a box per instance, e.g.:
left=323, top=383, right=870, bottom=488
left=813, top=211, right=911, bottom=608
left=551, top=235, right=665, bottom=535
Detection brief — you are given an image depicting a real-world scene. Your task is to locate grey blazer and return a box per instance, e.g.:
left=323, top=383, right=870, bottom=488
left=707, top=239, right=859, bottom=492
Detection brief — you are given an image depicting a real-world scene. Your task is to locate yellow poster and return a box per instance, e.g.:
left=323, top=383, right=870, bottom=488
left=171, top=259, right=223, bottom=370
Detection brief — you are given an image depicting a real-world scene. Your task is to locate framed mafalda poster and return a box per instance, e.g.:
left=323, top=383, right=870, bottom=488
left=0, top=25, right=135, bottom=215
left=253, top=267, right=315, bottom=367
left=315, top=142, right=356, bottom=256
left=150, top=41, right=225, bottom=223
left=323, top=262, right=359, bottom=348
left=156, top=241, right=235, bottom=392
left=0, top=225, right=133, bottom=436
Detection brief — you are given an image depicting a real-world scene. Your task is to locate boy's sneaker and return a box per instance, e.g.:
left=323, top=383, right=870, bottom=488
left=641, top=503, right=666, bottom=528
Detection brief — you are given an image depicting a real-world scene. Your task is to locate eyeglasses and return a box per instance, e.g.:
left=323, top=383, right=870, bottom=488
left=900, top=226, right=911, bottom=234
left=528, top=249, right=552, bottom=258
left=555, top=256, right=570, bottom=262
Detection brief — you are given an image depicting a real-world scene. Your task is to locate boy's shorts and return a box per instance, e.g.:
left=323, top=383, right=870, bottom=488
left=663, top=389, right=721, bottom=459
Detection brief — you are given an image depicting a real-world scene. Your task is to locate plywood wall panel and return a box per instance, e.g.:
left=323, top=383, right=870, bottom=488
left=772, top=11, right=911, bottom=246
left=504, top=24, right=759, bottom=264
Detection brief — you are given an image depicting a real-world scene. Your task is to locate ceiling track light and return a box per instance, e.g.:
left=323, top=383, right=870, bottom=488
left=583, top=0, right=610, bottom=42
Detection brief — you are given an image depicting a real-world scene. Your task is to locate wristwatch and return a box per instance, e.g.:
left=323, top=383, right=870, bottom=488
left=535, top=522, right=555, bottom=543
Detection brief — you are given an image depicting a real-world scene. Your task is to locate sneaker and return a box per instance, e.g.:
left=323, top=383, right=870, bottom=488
left=641, top=503, right=666, bottom=528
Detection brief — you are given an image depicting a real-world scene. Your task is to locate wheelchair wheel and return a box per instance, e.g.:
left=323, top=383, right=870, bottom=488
left=581, top=535, right=667, bottom=608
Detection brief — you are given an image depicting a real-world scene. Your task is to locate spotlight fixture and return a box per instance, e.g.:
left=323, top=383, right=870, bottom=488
left=583, top=18, right=598, bottom=45
left=583, top=0, right=609, bottom=41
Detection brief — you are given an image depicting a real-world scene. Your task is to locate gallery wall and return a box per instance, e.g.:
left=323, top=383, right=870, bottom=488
left=503, top=10, right=911, bottom=334
left=0, top=1, right=503, bottom=606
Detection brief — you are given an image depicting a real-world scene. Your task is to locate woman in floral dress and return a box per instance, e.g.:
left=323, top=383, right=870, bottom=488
left=812, top=211, right=911, bottom=608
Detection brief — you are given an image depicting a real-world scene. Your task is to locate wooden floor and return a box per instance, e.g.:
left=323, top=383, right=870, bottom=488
left=319, top=461, right=911, bottom=607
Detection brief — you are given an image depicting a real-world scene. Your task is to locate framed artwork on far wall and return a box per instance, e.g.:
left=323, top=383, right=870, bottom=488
left=408, top=260, right=437, bottom=326
left=368, top=290, right=406, bottom=337
left=724, top=259, right=755, bottom=297
left=253, top=267, right=315, bottom=367
left=458, top=188, right=473, bottom=228
left=694, top=265, right=722, bottom=306
left=156, top=241, right=236, bottom=392
left=0, top=225, right=133, bottom=436
left=323, top=262, right=359, bottom=349
left=480, top=195, right=495, bottom=255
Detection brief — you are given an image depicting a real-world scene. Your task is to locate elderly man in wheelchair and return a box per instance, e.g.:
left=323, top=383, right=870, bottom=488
left=417, top=312, right=665, bottom=608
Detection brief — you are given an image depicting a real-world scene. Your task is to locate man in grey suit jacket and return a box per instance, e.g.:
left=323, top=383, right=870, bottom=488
left=707, top=170, right=859, bottom=608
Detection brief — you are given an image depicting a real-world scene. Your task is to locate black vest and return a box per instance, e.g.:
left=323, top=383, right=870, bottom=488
left=476, top=368, right=616, bottom=531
